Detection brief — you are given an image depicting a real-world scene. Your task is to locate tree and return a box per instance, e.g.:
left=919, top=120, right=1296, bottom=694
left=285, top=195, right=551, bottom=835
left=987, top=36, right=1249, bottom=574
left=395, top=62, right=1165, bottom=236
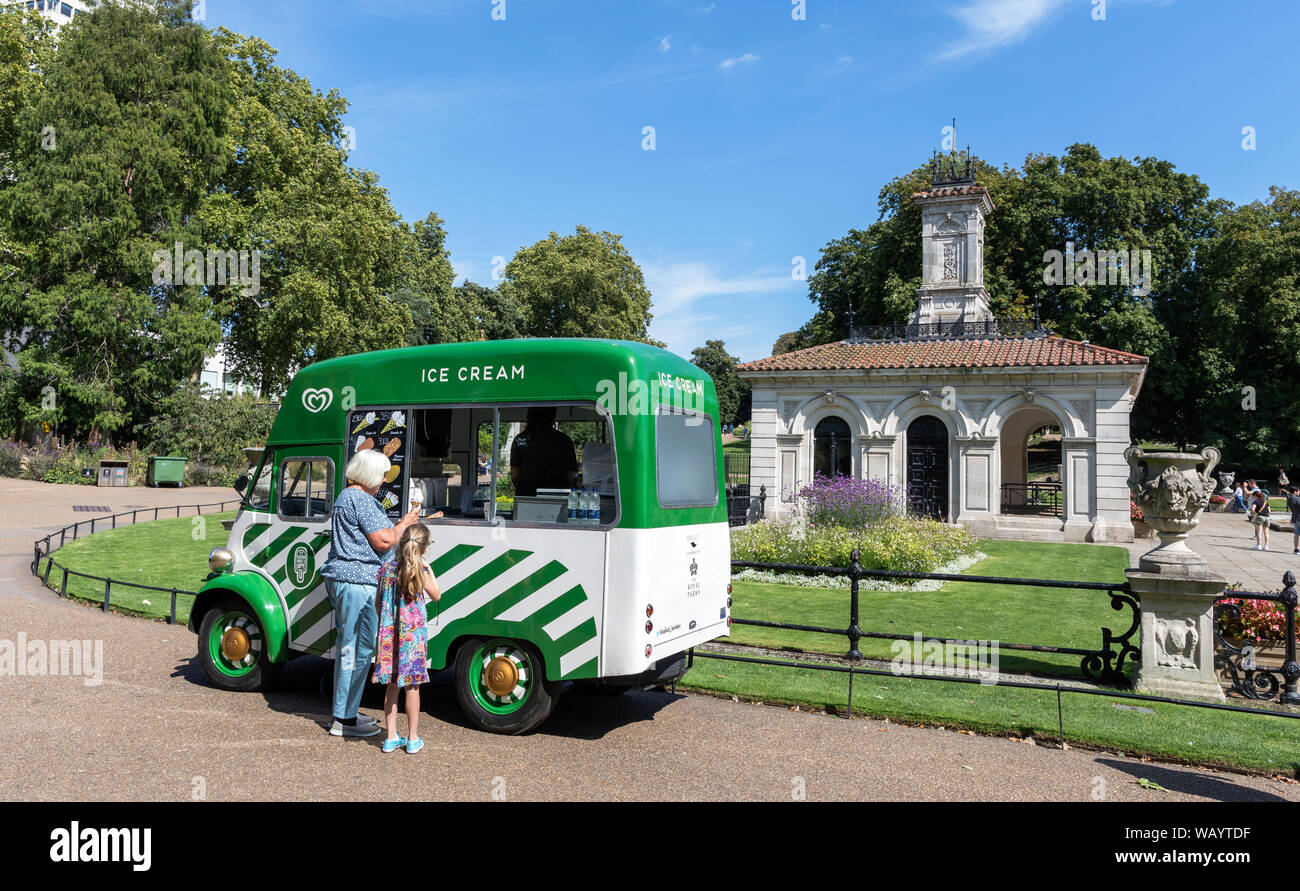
left=499, top=225, right=655, bottom=341
left=209, top=28, right=413, bottom=396
left=0, top=5, right=55, bottom=184
left=0, top=1, right=231, bottom=441
left=690, top=339, right=749, bottom=425
left=798, top=143, right=1226, bottom=455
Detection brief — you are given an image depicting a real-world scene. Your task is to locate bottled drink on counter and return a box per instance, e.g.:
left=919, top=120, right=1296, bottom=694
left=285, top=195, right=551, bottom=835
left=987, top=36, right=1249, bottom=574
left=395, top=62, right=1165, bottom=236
left=567, top=488, right=578, bottom=524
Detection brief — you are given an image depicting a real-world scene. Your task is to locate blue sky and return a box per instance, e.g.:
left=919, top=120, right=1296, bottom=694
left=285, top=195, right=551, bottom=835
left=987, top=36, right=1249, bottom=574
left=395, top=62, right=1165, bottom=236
left=201, top=0, right=1298, bottom=362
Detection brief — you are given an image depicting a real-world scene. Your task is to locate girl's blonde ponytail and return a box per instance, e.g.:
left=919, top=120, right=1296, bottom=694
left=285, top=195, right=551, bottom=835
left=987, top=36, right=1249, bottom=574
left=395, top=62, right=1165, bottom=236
left=395, top=524, right=431, bottom=604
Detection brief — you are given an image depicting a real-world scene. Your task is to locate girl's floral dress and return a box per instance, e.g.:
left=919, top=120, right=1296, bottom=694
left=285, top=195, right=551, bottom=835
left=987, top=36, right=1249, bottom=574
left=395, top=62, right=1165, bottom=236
left=372, top=559, right=429, bottom=687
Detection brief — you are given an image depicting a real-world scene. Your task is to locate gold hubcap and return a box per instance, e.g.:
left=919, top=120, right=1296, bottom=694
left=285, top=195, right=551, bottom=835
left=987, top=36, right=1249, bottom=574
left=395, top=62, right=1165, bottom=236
left=484, top=655, right=519, bottom=696
left=221, top=627, right=251, bottom=662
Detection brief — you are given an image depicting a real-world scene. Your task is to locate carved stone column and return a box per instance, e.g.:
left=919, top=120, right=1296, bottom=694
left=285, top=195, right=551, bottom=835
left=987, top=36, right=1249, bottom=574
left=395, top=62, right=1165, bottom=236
left=1124, top=447, right=1225, bottom=702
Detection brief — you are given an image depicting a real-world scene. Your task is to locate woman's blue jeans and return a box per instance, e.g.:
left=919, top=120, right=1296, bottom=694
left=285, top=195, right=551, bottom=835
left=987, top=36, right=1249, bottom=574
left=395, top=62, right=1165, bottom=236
left=325, top=578, right=377, bottom=721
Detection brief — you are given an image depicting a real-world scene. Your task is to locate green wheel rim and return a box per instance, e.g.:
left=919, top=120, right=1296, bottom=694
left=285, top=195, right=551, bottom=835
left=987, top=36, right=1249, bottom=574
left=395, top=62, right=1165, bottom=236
left=469, top=639, right=533, bottom=715
left=207, top=610, right=263, bottom=678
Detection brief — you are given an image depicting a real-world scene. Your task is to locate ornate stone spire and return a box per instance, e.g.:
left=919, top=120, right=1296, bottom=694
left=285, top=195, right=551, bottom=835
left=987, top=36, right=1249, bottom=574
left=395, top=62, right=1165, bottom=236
left=909, top=145, right=995, bottom=327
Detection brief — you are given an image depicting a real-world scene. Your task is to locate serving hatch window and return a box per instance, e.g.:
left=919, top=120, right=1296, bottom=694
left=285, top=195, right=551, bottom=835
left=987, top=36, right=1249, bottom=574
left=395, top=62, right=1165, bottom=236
left=655, top=408, right=718, bottom=508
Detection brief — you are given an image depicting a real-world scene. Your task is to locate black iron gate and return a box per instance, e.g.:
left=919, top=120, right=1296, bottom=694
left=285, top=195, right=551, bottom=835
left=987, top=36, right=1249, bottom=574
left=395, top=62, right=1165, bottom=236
left=724, top=451, right=764, bottom=526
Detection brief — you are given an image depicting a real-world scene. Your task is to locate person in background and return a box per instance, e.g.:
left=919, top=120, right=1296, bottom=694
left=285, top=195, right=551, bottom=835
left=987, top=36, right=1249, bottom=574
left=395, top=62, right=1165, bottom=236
left=1231, top=482, right=1248, bottom=513
left=1285, top=485, right=1300, bottom=555
left=1248, top=489, right=1271, bottom=551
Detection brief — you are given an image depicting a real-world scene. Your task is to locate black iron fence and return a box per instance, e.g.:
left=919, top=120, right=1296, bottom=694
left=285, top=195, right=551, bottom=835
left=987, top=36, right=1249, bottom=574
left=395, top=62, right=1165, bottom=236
left=723, top=450, right=765, bottom=527
left=30, top=499, right=242, bottom=624
left=702, top=553, right=1300, bottom=726
left=1000, top=481, right=1063, bottom=518
left=1214, top=572, right=1300, bottom=705
left=729, top=551, right=1138, bottom=685
left=849, top=317, right=1049, bottom=342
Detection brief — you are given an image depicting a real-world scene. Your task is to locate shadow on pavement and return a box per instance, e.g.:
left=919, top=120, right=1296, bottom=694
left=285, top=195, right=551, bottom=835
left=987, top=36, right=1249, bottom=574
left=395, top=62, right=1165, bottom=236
left=175, top=652, right=682, bottom=741
left=1094, top=757, right=1291, bottom=802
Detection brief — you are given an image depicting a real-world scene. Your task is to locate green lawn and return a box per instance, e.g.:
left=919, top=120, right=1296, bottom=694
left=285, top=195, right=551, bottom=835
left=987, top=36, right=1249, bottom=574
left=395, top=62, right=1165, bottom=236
left=37, top=511, right=235, bottom=624
left=726, top=540, right=1132, bottom=678
left=683, top=538, right=1300, bottom=773
left=680, top=657, right=1300, bottom=774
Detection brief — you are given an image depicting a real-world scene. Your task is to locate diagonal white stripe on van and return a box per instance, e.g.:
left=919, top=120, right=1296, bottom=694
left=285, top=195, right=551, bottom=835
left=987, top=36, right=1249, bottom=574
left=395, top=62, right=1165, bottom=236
left=294, top=610, right=334, bottom=653
left=559, top=637, right=600, bottom=676
left=492, top=573, right=573, bottom=623
left=433, top=552, right=546, bottom=627
left=430, top=546, right=503, bottom=593
left=543, top=602, right=593, bottom=640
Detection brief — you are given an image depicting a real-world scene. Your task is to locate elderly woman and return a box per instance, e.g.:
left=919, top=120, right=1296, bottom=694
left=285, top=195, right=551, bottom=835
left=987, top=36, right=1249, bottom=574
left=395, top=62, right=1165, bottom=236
left=321, top=449, right=420, bottom=738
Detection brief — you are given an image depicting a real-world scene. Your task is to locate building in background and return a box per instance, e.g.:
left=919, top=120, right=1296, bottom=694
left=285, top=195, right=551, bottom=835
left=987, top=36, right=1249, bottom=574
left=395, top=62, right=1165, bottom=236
left=3, top=0, right=91, bottom=29
left=739, top=150, right=1148, bottom=543
left=198, top=341, right=255, bottom=398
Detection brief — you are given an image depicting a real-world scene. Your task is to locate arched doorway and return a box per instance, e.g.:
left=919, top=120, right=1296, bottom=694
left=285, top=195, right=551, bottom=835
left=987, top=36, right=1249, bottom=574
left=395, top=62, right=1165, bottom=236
left=906, top=415, right=948, bottom=520
left=813, top=416, right=852, bottom=478
left=999, top=407, right=1063, bottom=517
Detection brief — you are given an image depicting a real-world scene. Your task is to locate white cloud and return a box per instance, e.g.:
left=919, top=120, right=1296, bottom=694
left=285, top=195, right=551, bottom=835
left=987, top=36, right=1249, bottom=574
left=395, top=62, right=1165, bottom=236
left=642, top=260, right=799, bottom=357
left=936, top=0, right=1072, bottom=61
left=719, top=52, right=760, bottom=70
left=837, top=55, right=854, bottom=64
left=659, top=36, right=672, bottom=52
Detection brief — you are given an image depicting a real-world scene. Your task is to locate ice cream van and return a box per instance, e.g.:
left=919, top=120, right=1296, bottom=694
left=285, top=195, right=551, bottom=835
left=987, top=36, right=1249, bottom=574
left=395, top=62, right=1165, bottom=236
left=190, top=339, right=732, bottom=733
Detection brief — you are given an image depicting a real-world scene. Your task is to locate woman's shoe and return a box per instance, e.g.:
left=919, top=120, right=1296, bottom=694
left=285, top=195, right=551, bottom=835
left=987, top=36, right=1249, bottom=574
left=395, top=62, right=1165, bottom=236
left=406, top=737, right=424, bottom=754
left=381, top=736, right=408, bottom=753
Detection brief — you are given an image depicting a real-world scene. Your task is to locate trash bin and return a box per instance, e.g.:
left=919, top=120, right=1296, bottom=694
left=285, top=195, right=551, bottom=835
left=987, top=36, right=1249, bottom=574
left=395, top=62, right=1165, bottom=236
left=97, top=459, right=128, bottom=487
left=147, top=456, right=187, bottom=488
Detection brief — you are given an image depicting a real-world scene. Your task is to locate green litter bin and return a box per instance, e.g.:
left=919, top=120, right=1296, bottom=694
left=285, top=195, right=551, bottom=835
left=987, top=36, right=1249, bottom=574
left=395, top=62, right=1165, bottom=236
left=147, top=456, right=187, bottom=488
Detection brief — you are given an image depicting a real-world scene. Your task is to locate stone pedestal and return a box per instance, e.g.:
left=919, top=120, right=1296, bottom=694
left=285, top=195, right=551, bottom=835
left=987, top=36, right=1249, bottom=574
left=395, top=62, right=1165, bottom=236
left=1124, top=446, right=1226, bottom=702
left=1126, top=570, right=1226, bottom=702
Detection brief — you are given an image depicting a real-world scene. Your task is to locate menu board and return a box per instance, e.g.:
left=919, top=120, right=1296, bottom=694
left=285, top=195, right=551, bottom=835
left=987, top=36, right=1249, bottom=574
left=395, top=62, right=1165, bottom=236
left=347, top=409, right=407, bottom=518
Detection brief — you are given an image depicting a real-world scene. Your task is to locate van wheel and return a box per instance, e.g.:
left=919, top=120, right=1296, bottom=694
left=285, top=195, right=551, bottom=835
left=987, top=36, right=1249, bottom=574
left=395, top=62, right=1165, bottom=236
left=454, top=638, right=558, bottom=734
left=197, top=598, right=280, bottom=692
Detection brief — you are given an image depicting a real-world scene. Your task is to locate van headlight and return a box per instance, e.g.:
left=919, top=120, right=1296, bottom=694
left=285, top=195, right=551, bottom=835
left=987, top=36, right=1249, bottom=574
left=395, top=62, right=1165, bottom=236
left=209, top=547, right=234, bottom=573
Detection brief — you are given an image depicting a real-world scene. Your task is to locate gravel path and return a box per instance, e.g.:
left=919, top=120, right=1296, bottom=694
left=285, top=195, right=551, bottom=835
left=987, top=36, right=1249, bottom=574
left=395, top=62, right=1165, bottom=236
left=1, top=478, right=1295, bottom=802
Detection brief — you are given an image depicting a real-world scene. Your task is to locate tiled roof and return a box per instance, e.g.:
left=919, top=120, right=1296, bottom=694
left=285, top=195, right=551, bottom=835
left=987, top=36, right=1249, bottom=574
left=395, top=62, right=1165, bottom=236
left=737, top=336, right=1148, bottom=373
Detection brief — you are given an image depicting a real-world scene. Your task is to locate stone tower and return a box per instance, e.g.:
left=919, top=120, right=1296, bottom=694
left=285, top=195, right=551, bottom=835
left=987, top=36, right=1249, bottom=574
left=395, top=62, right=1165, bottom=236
left=908, top=148, right=996, bottom=327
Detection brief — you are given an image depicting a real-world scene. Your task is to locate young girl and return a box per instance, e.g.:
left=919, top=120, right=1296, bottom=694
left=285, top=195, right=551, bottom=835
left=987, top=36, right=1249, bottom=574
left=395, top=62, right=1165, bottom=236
left=373, top=523, right=441, bottom=753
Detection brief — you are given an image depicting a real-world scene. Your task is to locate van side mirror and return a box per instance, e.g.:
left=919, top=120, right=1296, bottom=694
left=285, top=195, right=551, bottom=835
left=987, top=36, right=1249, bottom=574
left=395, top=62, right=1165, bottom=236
left=234, top=474, right=249, bottom=494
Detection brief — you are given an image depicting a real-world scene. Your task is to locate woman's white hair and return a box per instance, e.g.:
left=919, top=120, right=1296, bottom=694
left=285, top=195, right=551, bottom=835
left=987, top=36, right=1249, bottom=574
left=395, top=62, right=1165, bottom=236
left=345, top=449, right=390, bottom=489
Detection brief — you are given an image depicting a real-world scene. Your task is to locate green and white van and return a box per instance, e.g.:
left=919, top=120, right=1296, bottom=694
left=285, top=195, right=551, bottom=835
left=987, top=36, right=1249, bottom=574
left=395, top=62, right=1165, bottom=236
left=190, top=339, right=731, bottom=733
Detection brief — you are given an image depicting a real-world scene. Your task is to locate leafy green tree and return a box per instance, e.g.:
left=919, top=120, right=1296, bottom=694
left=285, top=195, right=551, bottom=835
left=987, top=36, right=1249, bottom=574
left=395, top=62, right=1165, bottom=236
left=210, top=28, right=412, bottom=396
left=0, top=1, right=230, bottom=441
left=690, top=339, right=749, bottom=425
left=799, top=143, right=1226, bottom=453
left=456, top=280, right=525, bottom=341
left=0, top=5, right=55, bottom=184
left=500, top=225, right=655, bottom=342
left=136, top=380, right=277, bottom=470
left=395, top=212, right=471, bottom=345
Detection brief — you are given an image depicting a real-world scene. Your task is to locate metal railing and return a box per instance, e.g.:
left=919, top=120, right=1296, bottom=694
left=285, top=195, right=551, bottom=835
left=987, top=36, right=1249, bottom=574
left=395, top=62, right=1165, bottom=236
left=30, top=499, right=243, bottom=624
left=849, top=317, right=1049, bottom=342
left=1214, top=572, right=1300, bottom=705
left=1001, top=481, right=1063, bottom=518
left=699, top=552, right=1300, bottom=728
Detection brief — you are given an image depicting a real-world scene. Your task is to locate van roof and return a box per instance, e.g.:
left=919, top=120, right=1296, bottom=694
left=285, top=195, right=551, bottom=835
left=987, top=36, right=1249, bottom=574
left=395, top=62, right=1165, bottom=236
left=268, top=338, right=717, bottom=446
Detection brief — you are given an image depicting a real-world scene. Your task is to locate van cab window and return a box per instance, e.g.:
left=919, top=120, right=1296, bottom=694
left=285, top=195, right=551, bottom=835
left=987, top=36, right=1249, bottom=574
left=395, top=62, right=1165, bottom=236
left=278, top=458, right=334, bottom=520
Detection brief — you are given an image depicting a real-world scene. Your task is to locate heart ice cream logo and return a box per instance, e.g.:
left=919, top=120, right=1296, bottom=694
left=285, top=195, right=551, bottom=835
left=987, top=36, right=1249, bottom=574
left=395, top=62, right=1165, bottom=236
left=301, top=388, right=334, bottom=413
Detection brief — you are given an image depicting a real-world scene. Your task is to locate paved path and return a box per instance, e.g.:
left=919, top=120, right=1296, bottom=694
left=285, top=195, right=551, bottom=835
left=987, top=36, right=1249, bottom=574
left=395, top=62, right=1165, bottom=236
left=1118, top=510, right=1299, bottom=592
left=0, top=478, right=1295, bottom=802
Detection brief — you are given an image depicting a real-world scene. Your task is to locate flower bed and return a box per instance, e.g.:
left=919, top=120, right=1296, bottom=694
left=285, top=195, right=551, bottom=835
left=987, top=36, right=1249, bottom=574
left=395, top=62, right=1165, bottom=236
left=1217, top=595, right=1298, bottom=646
left=731, top=513, right=977, bottom=575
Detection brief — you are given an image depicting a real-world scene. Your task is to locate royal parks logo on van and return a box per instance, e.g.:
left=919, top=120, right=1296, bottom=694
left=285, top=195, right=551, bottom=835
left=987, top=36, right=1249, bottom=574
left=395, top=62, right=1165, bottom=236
left=301, top=387, right=333, bottom=413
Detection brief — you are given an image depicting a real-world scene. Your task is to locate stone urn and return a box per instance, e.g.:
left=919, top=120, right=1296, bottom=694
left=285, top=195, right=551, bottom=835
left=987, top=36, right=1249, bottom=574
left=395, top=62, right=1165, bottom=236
left=1124, top=446, right=1220, bottom=575
left=1215, top=470, right=1235, bottom=495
